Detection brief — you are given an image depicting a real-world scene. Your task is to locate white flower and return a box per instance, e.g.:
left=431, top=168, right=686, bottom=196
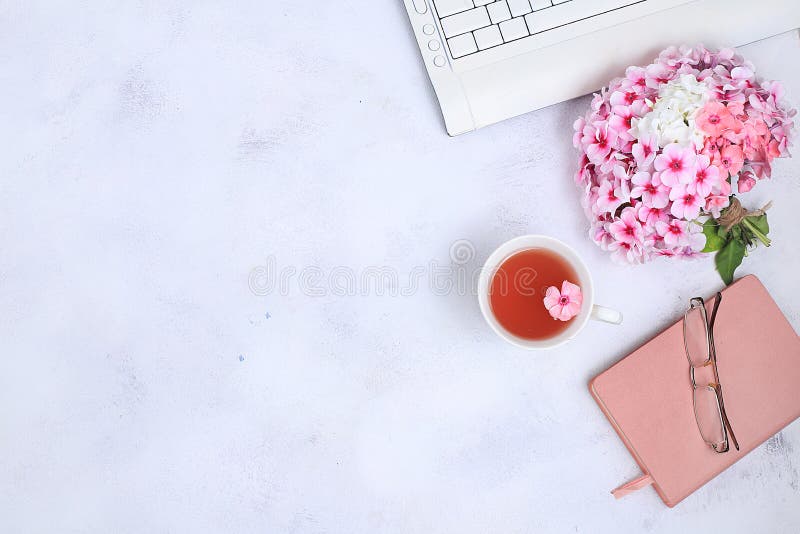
left=632, top=74, right=709, bottom=148
left=658, top=73, right=709, bottom=114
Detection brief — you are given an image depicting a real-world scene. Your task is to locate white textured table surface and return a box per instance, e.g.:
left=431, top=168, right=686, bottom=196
left=2, top=3, right=799, bottom=532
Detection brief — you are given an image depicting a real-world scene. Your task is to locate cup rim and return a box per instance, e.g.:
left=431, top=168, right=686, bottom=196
left=477, top=235, right=595, bottom=350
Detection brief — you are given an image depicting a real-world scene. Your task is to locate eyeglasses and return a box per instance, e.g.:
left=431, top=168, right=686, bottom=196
left=683, top=292, right=739, bottom=453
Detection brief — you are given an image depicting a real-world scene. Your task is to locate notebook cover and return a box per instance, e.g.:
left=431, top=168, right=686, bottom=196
left=589, top=275, right=800, bottom=507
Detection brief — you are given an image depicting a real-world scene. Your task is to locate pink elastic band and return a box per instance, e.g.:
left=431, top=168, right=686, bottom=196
left=612, top=473, right=654, bottom=499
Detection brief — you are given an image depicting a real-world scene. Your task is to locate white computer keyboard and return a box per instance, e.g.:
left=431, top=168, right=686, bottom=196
left=433, top=0, right=642, bottom=59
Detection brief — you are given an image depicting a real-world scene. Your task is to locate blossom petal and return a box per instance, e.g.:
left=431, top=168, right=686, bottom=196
left=560, top=281, right=583, bottom=304
left=543, top=286, right=561, bottom=311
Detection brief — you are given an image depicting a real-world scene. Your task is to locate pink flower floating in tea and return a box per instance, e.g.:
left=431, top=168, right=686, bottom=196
left=572, top=45, right=795, bottom=285
left=543, top=281, right=583, bottom=322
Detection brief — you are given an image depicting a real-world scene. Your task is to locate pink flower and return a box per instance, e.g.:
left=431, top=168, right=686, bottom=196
left=688, top=154, right=721, bottom=198
left=696, top=102, right=738, bottom=136
left=655, top=219, right=684, bottom=247
left=595, top=180, right=629, bottom=214
left=590, top=92, right=611, bottom=119
left=608, top=107, right=635, bottom=143
left=655, top=219, right=705, bottom=250
left=610, top=90, right=637, bottom=107
left=717, top=144, right=744, bottom=177
left=669, top=184, right=704, bottom=220
left=572, top=117, right=586, bottom=148
left=716, top=176, right=732, bottom=197
left=608, top=206, right=644, bottom=244
left=584, top=123, right=618, bottom=166
left=632, top=135, right=658, bottom=169
left=727, top=99, right=745, bottom=117
left=591, top=222, right=614, bottom=250
left=637, top=205, right=670, bottom=227
left=742, top=119, right=769, bottom=150
left=571, top=45, right=796, bottom=266
left=750, top=147, right=773, bottom=179
left=654, top=143, right=697, bottom=186
left=737, top=171, right=757, bottom=193
left=543, top=281, right=583, bottom=321
left=630, top=171, right=670, bottom=208
left=620, top=66, right=648, bottom=92
left=653, top=247, right=676, bottom=257
left=574, top=155, right=594, bottom=186
left=678, top=246, right=704, bottom=258
left=731, top=66, right=754, bottom=83
left=608, top=240, right=646, bottom=264
left=700, top=136, right=723, bottom=165
left=705, top=195, right=731, bottom=218
left=627, top=66, right=648, bottom=90
left=645, top=63, right=674, bottom=89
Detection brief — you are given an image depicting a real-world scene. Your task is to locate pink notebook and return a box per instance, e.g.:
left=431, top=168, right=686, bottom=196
left=590, top=275, right=800, bottom=507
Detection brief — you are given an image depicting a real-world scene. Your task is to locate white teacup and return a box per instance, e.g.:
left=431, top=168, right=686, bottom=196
left=478, top=235, right=622, bottom=349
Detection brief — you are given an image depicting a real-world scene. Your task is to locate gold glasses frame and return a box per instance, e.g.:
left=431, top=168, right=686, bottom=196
left=683, top=292, right=739, bottom=453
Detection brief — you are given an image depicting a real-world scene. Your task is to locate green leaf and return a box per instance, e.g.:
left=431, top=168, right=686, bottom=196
left=701, top=219, right=726, bottom=253
left=747, top=214, right=769, bottom=235
left=715, top=239, right=746, bottom=285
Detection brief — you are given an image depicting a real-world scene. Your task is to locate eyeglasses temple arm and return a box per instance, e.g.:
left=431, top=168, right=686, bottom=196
left=708, top=292, right=739, bottom=451
left=709, top=292, right=722, bottom=328
left=717, top=385, right=740, bottom=451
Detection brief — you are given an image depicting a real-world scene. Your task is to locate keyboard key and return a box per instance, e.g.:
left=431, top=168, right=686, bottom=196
left=433, top=0, right=475, bottom=17
left=440, top=7, right=491, bottom=37
left=474, top=25, right=503, bottom=49
left=447, top=32, right=479, bottom=58
left=474, top=0, right=494, bottom=5
left=524, top=2, right=575, bottom=34
left=498, top=16, right=528, bottom=41
left=506, top=0, right=532, bottom=17
left=529, top=0, right=552, bottom=10
left=486, top=1, right=511, bottom=23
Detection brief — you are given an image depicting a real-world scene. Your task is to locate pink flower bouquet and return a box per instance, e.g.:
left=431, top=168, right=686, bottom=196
left=573, top=45, right=795, bottom=283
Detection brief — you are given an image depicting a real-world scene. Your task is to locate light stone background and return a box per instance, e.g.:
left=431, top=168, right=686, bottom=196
left=1, top=2, right=799, bottom=533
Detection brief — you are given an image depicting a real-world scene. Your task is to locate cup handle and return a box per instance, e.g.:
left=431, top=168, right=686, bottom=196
left=591, top=304, right=623, bottom=325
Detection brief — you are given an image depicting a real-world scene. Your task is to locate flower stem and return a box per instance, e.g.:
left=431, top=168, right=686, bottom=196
left=742, top=218, right=771, bottom=247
